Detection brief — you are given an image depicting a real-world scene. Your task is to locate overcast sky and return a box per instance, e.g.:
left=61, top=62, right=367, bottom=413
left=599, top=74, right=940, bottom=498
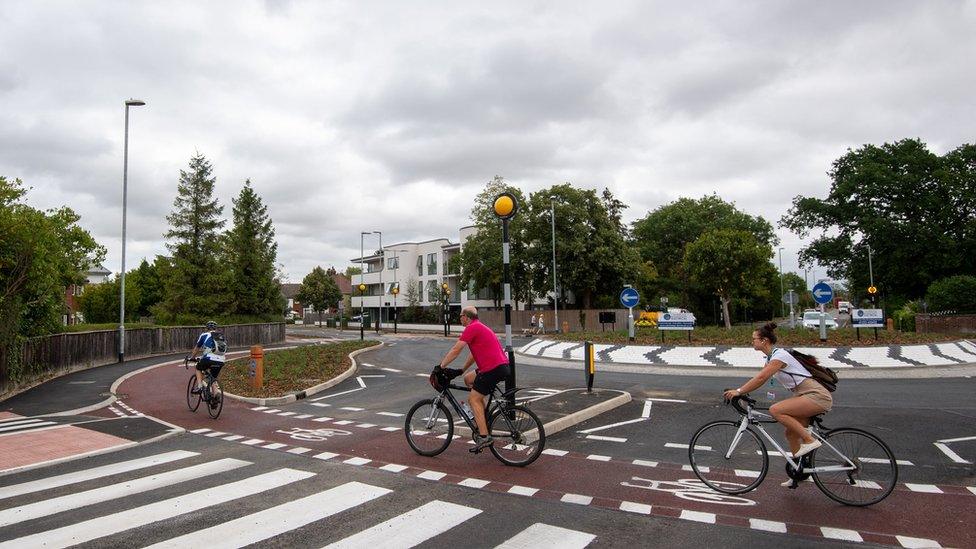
left=2, top=1, right=973, bottom=286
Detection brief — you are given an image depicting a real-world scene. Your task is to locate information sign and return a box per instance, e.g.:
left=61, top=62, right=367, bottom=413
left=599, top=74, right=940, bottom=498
left=852, top=309, right=884, bottom=328
left=658, top=312, right=695, bottom=331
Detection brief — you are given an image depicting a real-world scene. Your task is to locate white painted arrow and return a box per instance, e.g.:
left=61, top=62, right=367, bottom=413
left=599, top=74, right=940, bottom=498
left=310, top=375, right=386, bottom=401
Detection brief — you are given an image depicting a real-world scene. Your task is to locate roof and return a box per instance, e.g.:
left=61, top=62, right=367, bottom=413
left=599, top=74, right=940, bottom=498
left=332, top=273, right=352, bottom=294
left=280, top=283, right=302, bottom=299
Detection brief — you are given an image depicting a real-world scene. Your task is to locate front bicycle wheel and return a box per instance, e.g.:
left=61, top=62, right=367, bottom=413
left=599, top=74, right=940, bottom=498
left=207, top=379, right=224, bottom=419
left=405, top=399, right=454, bottom=456
left=689, top=421, right=768, bottom=494
left=186, top=375, right=201, bottom=412
left=488, top=405, right=545, bottom=467
left=811, top=428, right=897, bottom=506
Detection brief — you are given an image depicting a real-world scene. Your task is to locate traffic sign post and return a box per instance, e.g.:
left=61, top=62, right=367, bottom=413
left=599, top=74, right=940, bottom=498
left=620, top=287, right=640, bottom=342
left=783, top=290, right=798, bottom=328
left=811, top=282, right=833, bottom=342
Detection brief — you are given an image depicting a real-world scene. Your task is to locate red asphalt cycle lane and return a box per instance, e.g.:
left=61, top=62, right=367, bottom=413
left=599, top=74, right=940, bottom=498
left=121, top=362, right=972, bottom=548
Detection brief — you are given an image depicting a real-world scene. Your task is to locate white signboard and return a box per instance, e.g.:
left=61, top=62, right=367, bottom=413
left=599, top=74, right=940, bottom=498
left=658, top=312, right=695, bottom=331
left=852, top=308, right=884, bottom=328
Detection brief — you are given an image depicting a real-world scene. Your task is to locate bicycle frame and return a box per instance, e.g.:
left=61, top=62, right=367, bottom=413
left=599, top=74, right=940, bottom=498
left=729, top=406, right=857, bottom=475
left=424, top=382, right=515, bottom=435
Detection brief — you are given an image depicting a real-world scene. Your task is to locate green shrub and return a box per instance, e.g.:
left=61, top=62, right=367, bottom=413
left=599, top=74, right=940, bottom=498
left=925, top=275, right=976, bottom=313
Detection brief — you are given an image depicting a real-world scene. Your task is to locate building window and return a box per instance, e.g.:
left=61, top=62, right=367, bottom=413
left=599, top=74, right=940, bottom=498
left=419, top=281, right=424, bottom=301
left=426, top=280, right=439, bottom=302
left=417, top=256, right=423, bottom=277
left=427, top=253, right=437, bottom=275
left=387, top=257, right=398, bottom=270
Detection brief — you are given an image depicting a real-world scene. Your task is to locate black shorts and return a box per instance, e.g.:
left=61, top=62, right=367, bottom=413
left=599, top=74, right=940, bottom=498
left=195, top=357, right=223, bottom=378
left=472, top=364, right=510, bottom=396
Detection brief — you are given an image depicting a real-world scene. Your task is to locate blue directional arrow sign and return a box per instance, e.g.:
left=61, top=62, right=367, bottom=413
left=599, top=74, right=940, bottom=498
left=620, top=287, right=640, bottom=309
left=811, top=282, right=834, bottom=305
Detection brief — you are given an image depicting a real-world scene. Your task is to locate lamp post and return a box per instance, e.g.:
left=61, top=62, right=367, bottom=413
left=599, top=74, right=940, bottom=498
left=440, top=282, right=452, bottom=337
left=360, top=231, right=369, bottom=340
left=492, top=193, right=518, bottom=406
left=358, top=283, right=366, bottom=339
left=374, top=231, right=382, bottom=332
left=778, top=247, right=785, bottom=319
left=550, top=196, right=559, bottom=332
left=119, top=98, right=145, bottom=364
left=866, top=244, right=875, bottom=304
left=391, top=249, right=408, bottom=334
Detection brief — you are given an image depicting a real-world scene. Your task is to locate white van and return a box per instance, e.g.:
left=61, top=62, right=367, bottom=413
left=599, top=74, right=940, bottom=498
left=837, top=301, right=851, bottom=314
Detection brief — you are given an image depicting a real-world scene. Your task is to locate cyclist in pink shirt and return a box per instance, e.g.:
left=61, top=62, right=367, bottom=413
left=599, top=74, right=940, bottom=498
left=439, top=306, right=510, bottom=452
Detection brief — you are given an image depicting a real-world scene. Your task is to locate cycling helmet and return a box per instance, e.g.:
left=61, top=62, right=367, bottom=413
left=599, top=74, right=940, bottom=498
left=205, top=320, right=218, bottom=330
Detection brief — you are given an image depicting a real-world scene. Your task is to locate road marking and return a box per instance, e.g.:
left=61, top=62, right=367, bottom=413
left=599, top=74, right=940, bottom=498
left=190, top=428, right=211, bottom=434
left=377, top=412, right=404, bottom=417
left=458, top=478, right=490, bottom=488
left=0, top=458, right=249, bottom=528
left=334, top=420, right=354, bottom=425
left=496, top=523, right=596, bottom=548
left=735, top=469, right=761, bottom=478
left=223, top=435, right=244, bottom=441
left=381, top=427, right=400, bottom=432
left=646, top=398, right=687, bottom=403
left=642, top=400, right=652, bottom=418
left=68, top=380, right=96, bottom=384
left=749, top=519, right=787, bottom=533
left=585, top=435, right=627, bottom=442
left=204, top=431, right=227, bottom=438
left=287, top=447, right=312, bottom=454
left=344, top=457, right=371, bottom=465
left=968, top=487, right=976, bottom=496
left=860, top=457, right=914, bottom=466
left=251, top=406, right=268, bottom=411
left=934, top=442, right=971, bottom=464
left=262, top=443, right=287, bottom=450
left=418, top=470, right=446, bottom=480
left=0, top=420, right=55, bottom=432
left=324, top=500, right=481, bottom=549
left=508, top=485, right=539, bottom=496
left=666, top=443, right=710, bottom=451
left=310, top=375, right=386, bottom=401
left=313, top=416, right=333, bottom=421
left=820, top=527, right=863, bottom=542
left=938, top=435, right=976, bottom=443
left=680, top=510, right=715, bottom=524
left=311, top=403, right=332, bottom=408
left=0, top=418, right=44, bottom=427
left=0, top=468, right=313, bottom=549
left=313, top=452, right=339, bottom=461
left=361, top=363, right=374, bottom=367
left=341, top=407, right=365, bottom=412
left=619, top=501, right=651, bottom=514
left=632, top=460, right=658, bottom=467
left=278, top=412, right=297, bottom=416
left=683, top=464, right=708, bottom=472
left=585, top=455, right=611, bottom=461
left=905, top=483, right=943, bottom=493
left=242, top=438, right=265, bottom=445
left=294, top=414, right=313, bottom=419
left=146, top=481, right=391, bottom=549
left=356, top=423, right=377, bottom=428
left=0, top=450, right=198, bottom=501
left=577, top=418, right=646, bottom=434
left=262, top=409, right=281, bottom=414
left=560, top=493, right=592, bottom=505
left=380, top=464, right=409, bottom=472
left=379, top=367, right=402, bottom=373
left=896, top=536, right=942, bottom=548
left=542, top=449, right=568, bottom=456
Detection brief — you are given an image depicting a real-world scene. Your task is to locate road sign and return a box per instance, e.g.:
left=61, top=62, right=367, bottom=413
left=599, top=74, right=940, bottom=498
left=658, top=312, right=695, bottom=331
left=868, top=285, right=877, bottom=294
left=782, top=291, right=798, bottom=306
left=852, top=308, right=884, bottom=328
left=811, top=282, right=833, bottom=305
left=620, top=287, right=640, bottom=309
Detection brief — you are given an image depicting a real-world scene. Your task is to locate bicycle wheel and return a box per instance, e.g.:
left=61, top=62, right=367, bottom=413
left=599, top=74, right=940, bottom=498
left=689, top=421, right=768, bottom=494
left=405, top=399, right=454, bottom=456
left=811, top=428, right=898, bottom=506
left=186, top=375, right=201, bottom=412
left=207, top=379, right=224, bottom=419
left=488, top=405, right=545, bottom=467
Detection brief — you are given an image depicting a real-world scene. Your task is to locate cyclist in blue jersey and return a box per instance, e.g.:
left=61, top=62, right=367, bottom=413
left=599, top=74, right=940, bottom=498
left=188, top=321, right=226, bottom=394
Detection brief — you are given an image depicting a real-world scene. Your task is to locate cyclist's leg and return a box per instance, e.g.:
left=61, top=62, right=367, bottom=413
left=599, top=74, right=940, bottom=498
left=470, top=365, right=509, bottom=437
left=192, top=358, right=210, bottom=393
left=770, top=396, right=824, bottom=454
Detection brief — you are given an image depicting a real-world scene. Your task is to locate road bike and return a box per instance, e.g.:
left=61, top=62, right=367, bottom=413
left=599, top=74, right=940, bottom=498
left=185, top=357, right=224, bottom=419
left=688, top=394, right=897, bottom=506
left=404, top=367, right=546, bottom=466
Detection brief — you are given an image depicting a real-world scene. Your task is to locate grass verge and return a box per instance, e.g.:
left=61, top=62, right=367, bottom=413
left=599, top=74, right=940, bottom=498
left=546, top=326, right=960, bottom=346
left=220, top=340, right=380, bottom=398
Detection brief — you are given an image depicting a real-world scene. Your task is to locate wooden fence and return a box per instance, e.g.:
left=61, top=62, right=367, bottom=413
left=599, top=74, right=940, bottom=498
left=478, top=309, right=632, bottom=334
left=915, top=313, right=976, bottom=334
left=2, top=323, right=285, bottom=397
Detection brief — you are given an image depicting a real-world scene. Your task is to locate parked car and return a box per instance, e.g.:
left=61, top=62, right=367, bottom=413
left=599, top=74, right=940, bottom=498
left=837, top=301, right=852, bottom=315
left=802, top=311, right=838, bottom=329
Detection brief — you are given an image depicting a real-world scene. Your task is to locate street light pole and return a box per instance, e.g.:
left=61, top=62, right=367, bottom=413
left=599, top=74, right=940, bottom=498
left=360, top=231, right=368, bottom=340
left=550, top=197, right=559, bottom=333
left=778, top=247, right=785, bottom=319
left=119, top=98, right=145, bottom=364
left=493, top=193, right=518, bottom=407
left=374, top=231, right=382, bottom=333
left=867, top=244, right=875, bottom=304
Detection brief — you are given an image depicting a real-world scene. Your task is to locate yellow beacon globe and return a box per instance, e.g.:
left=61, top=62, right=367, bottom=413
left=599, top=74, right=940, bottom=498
left=494, top=195, right=515, bottom=218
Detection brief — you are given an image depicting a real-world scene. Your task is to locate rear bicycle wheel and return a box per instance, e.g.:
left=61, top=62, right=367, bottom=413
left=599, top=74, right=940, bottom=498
left=207, top=379, right=224, bottom=419
left=689, top=421, right=768, bottom=494
left=488, top=405, right=545, bottom=467
left=811, top=428, right=897, bottom=506
left=405, top=399, right=454, bottom=456
left=186, top=375, right=201, bottom=412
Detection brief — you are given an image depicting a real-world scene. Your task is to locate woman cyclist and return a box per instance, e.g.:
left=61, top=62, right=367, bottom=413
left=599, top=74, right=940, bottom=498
left=723, top=322, right=832, bottom=472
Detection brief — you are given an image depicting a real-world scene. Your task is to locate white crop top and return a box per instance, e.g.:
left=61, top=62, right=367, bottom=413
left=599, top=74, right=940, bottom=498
left=768, top=348, right=811, bottom=390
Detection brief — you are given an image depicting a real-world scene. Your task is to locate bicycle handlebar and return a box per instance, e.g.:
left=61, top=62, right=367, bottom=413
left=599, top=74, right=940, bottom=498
left=725, top=392, right=757, bottom=415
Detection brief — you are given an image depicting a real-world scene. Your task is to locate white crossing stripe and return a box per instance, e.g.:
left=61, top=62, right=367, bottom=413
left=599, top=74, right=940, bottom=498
left=262, top=443, right=287, bottom=450
left=381, top=427, right=400, bottom=432
left=251, top=406, right=268, bottom=411
left=749, top=519, right=787, bottom=533
left=146, top=481, right=391, bottom=549
left=0, top=450, right=198, bottom=501
left=377, top=412, right=404, bottom=417
left=344, top=457, right=371, bottom=466
left=905, top=483, right=943, bottom=493
left=262, top=409, right=281, bottom=414
left=0, top=458, right=250, bottom=527
left=204, top=431, right=227, bottom=438
left=356, top=423, right=377, bottom=428
left=560, top=493, right=592, bottom=505
left=312, top=403, right=332, bottom=408
left=313, top=416, right=333, bottom=421
left=380, top=464, right=409, bottom=473
left=508, top=485, right=538, bottom=496
left=294, top=414, right=313, bottom=419
left=968, top=487, right=976, bottom=496
left=820, top=527, right=863, bottom=542
left=0, top=418, right=45, bottom=427
left=242, top=438, right=264, bottom=445
left=735, top=469, right=761, bottom=478
left=680, top=510, right=715, bottom=524
left=632, top=460, right=658, bottom=467
left=278, top=412, right=297, bottom=417
left=665, top=442, right=711, bottom=450
left=585, top=455, right=611, bottom=462
left=190, top=428, right=211, bottom=434
left=287, top=447, right=312, bottom=454
left=341, top=407, right=365, bottom=412
left=896, top=535, right=942, bottom=548
left=334, top=420, right=354, bottom=425
left=324, top=500, right=481, bottom=549
left=495, top=523, right=596, bottom=548
left=619, top=501, right=651, bottom=514
left=379, top=367, right=402, bottom=373
left=585, top=435, right=626, bottom=442
left=0, top=421, right=57, bottom=432
left=223, top=435, right=244, bottom=441
left=417, top=470, right=446, bottom=480
left=0, top=468, right=314, bottom=548
left=458, top=478, right=490, bottom=488
left=542, top=449, right=568, bottom=457
left=314, top=452, right=339, bottom=461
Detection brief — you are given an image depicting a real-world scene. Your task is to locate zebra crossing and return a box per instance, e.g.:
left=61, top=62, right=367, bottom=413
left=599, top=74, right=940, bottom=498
left=0, top=446, right=598, bottom=548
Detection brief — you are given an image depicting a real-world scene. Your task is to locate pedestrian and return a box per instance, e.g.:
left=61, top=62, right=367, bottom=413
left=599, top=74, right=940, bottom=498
left=530, top=314, right=537, bottom=334
left=537, top=314, right=545, bottom=334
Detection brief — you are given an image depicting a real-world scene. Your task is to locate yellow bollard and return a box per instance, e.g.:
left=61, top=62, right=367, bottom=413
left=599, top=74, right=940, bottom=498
left=250, top=345, right=264, bottom=390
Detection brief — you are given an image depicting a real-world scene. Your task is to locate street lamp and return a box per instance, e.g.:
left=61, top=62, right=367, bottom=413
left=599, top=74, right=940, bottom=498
left=778, top=247, right=785, bottom=319
left=492, top=192, right=518, bottom=405
left=119, top=98, right=145, bottom=364
left=866, top=244, right=875, bottom=304
left=374, top=231, right=382, bottom=333
left=441, top=282, right=451, bottom=337
left=390, top=249, right=409, bottom=334
left=550, top=196, right=559, bottom=333
left=360, top=231, right=369, bottom=340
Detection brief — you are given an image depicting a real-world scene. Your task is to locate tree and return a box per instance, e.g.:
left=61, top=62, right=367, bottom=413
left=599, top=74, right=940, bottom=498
left=782, top=139, right=976, bottom=303
left=1, top=176, right=104, bottom=380
left=684, top=229, right=774, bottom=329
left=632, top=195, right=776, bottom=313
left=159, top=153, right=226, bottom=321
left=129, top=258, right=164, bottom=318
left=925, top=275, right=976, bottom=313
left=225, top=180, right=281, bottom=317
left=344, top=266, right=362, bottom=278
left=296, top=266, right=342, bottom=326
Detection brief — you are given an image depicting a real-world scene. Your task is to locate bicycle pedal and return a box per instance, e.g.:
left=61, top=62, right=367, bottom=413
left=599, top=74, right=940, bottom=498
left=469, top=446, right=484, bottom=454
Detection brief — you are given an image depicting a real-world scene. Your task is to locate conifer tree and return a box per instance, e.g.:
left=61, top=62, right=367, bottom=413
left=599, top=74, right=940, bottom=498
left=225, top=179, right=281, bottom=317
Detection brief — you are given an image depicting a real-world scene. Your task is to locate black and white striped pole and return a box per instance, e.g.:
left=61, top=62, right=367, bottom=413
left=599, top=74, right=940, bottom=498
left=493, top=192, right=518, bottom=406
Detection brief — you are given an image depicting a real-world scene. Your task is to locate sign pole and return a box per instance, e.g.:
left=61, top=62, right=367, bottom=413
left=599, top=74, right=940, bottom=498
left=493, top=193, right=518, bottom=409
